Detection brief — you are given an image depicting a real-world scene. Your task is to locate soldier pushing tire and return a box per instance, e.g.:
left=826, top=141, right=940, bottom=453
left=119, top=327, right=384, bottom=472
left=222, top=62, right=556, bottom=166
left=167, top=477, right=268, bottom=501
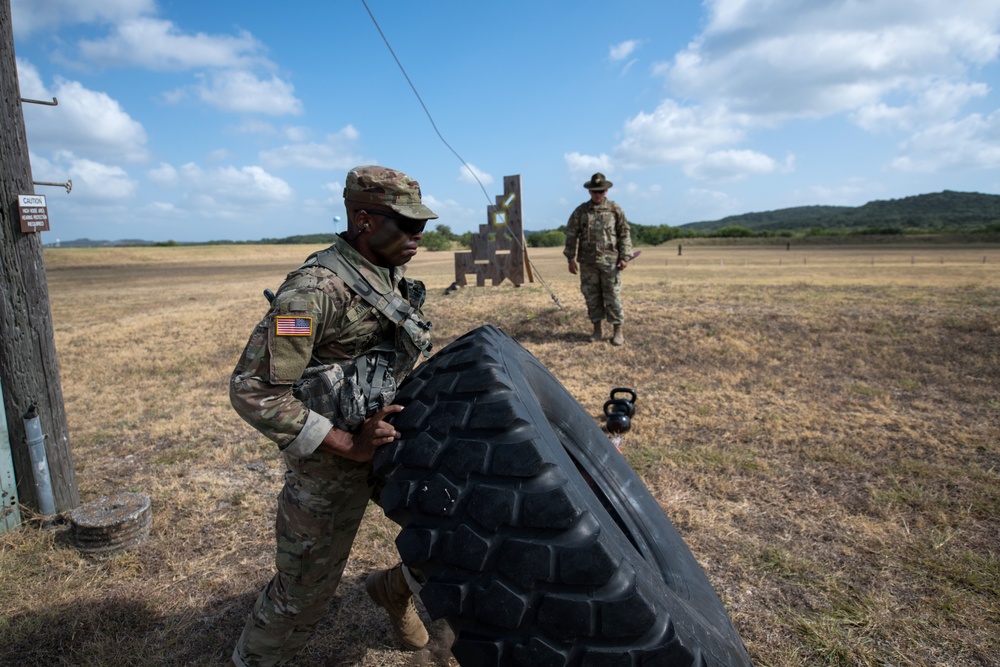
left=373, top=324, right=753, bottom=666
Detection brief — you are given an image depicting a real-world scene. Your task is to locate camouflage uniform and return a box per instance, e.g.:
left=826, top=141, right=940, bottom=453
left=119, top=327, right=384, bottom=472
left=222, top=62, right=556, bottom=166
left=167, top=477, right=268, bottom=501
left=563, top=194, right=632, bottom=325
left=230, top=167, right=435, bottom=667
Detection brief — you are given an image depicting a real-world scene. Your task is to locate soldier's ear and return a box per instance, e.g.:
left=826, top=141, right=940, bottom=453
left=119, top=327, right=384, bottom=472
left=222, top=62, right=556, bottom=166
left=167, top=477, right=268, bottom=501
left=356, top=210, right=371, bottom=230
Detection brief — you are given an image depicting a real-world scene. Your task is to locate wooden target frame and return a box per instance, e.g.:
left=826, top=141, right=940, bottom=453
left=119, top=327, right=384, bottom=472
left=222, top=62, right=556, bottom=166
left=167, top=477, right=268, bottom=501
left=453, top=175, right=533, bottom=287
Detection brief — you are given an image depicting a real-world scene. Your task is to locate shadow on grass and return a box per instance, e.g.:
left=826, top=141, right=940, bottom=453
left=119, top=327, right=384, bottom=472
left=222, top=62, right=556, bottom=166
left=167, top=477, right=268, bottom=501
left=0, top=576, right=455, bottom=666
left=0, top=591, right=249, bottom=666
left=498, top=307, right=592, bottom=345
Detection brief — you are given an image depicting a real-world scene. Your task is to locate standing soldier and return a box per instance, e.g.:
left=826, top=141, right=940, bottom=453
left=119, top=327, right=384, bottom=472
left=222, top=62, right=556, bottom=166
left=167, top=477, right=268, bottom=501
left=229, top=166, right=437, bottom=666
left=564, top=172, right=632, bottom=345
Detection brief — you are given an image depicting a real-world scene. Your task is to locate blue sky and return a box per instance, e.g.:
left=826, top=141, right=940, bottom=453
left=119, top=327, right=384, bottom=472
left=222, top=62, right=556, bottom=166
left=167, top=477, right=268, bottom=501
left=12, top=0, right=1000, bottom=243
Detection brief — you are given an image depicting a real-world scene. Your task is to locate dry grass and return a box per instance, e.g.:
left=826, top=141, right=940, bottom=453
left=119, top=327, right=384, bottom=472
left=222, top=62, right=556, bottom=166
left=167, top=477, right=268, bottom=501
left=2, top=241, right=998, bottom=666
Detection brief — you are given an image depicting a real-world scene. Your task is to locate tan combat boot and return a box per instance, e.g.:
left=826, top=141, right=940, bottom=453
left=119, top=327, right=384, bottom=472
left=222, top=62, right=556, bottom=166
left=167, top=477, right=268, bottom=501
left=611, top=324, right=625, bottom=346
left=589, top=320, right=603, bottom=342
left=365, top=565, right=429, bottom=650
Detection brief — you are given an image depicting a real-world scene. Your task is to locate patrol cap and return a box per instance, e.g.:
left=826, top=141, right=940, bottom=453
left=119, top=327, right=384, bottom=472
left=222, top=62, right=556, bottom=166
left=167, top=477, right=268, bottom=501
left=584, top=172, right=613, bottom=191
left=343, top=165, right=438, bottom=220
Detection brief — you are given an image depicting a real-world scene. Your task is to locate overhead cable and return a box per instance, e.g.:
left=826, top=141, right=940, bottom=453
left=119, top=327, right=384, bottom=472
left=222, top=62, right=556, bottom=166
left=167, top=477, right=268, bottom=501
left=360, top=0, right=563, bottom=309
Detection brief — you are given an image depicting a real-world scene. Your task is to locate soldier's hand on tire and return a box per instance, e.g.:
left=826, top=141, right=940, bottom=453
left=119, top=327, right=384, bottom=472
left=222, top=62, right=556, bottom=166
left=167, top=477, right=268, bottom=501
left=318, top=404, right=403, bottom=462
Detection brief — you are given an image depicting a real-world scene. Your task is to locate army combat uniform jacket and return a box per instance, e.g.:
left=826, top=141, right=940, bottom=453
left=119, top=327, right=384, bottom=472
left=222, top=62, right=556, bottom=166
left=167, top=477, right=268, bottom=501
left=563, top=198, right=632, bottom=268
left=230, top=234, right=430, bottom=459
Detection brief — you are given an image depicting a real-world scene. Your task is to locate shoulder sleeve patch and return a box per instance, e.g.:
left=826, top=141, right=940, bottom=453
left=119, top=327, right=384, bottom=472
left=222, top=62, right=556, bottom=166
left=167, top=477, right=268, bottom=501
left=275, top=316, right=313, bottom=337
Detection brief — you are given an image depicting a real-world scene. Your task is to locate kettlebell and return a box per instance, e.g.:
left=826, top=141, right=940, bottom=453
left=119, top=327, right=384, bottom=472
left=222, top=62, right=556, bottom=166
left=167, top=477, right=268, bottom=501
left=603, top=387, right=637, bottom=435
left=603, top=400, right=631, bottom=434
left=609, top=388, right=637, bottom=415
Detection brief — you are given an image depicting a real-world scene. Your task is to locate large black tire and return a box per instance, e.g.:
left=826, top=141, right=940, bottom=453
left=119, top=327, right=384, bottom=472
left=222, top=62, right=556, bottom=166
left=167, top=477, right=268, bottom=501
left=374, top=325, right=752, bottom=667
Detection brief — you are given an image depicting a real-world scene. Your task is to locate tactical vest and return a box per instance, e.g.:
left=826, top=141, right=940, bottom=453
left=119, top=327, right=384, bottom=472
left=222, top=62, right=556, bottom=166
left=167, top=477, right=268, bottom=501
left=290, top=245, right=432, bottom=432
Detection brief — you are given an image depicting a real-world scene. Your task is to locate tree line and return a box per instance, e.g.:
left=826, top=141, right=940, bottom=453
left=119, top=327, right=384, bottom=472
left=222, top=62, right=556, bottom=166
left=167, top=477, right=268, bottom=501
left=54, top=190, right=1000, bottom=250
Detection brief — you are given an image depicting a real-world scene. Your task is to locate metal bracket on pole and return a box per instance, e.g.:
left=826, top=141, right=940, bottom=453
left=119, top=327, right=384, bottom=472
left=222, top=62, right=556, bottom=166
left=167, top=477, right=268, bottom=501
left=21, top=97, right=58, bottom=106
left=33, top=179, right=72, bottom=194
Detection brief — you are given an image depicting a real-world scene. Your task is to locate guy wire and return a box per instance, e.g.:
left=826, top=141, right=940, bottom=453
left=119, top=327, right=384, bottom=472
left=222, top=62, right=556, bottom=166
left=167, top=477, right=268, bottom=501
left=360, top=0, right=563, bottom=309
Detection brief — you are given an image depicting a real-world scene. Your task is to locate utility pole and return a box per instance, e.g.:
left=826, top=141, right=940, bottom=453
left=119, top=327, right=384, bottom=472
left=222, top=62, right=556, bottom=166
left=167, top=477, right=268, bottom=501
left=0, top=0, right=79, bottom=515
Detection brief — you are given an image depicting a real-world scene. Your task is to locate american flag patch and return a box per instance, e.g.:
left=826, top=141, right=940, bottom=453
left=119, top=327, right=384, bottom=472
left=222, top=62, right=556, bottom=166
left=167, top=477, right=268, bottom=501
left=275, top=316, right=312, bottom=337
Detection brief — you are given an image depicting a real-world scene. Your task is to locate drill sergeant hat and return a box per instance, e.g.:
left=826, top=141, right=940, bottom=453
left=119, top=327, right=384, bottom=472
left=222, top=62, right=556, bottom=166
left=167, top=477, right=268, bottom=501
left=583, top=172, right=613, bottom=191
left=344, top=165, right=438, bottom=220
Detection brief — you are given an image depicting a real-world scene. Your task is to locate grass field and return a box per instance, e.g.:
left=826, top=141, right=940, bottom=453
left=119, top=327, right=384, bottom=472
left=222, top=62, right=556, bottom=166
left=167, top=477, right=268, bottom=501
left=2, top=241, right=998, bottom=666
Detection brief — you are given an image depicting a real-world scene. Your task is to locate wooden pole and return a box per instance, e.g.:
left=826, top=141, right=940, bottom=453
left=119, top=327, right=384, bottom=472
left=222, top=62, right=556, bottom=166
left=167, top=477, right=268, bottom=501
left=0, top=0, right=78, bottom=515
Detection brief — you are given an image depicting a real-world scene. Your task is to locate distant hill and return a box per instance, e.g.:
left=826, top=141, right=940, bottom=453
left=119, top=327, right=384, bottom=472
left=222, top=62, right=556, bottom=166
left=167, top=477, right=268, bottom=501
left=45, top=190, right=1000, bottom=248
left=681, top=190, right=1000, bottom=233
left=49, top=237, right=155, bottom=248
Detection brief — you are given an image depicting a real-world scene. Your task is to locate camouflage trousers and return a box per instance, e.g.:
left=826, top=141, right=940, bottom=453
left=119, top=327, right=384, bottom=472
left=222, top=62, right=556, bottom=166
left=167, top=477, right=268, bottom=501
left=579, top=262, right=624, bottom=325
left=233, top=450, right=374, bottom=667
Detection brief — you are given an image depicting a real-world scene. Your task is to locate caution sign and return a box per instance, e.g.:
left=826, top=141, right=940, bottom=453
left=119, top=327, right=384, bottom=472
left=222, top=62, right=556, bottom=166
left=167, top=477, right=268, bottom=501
left=17, top=194, right=50, bottom=233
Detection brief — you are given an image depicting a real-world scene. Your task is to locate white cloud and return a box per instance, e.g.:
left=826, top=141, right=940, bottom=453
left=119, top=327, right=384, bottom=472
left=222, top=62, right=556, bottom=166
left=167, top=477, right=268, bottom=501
left=615, top=100, right=749, bottom=167
left=190, top=70, right=302, bottom=115
left=230, top=119, right=277, bottom=135
left=31, top=151, right=138, bottom=201
left=167, top=163, right=293, bottom=203
left=682, top=187, right=742, bottom=222
left=148, top=201, right=177, bottom=213
left=564, top=152, right=613, bottom=175
left=11, top=0, right=154, bottom=35
left=421, top=195, right=479, bottom=229
left=628, top=1, right=1000, bottom=178
left=259, top=126, right=364, bottom=170
left=67, top=157, right=139, bottom=199
left=147, top=162, right=177, bottom=185
left=662, top=0, right=1000, bottom=121
left=622, top=182, right=663, bottom=198
left=458, top=163, right=494, bottom=186
left=301, top=196, right=345, bottom=223
left=142, top=161, right=293, bottom=226
left=610, top=40, right=641, bottom=61
left=683, top=149, right=792, bottom=182
left=222, top=165, right=293, bottom=200
left=15, top=57, right=47, bottom=98
left=282, top=126, right=311, bottom=142
left=78, top=18, right=265, bottom=70
left=688, top=187, right=734, bottom=205
left=793, top=180, right=873, bottom=206
left=892, top=110, right=1000, bottom=172
left=36, top=11, right=299, bottom=118
left=18, top=60, right=148, bottom=163
left=852, top=81, right=989, bottom=133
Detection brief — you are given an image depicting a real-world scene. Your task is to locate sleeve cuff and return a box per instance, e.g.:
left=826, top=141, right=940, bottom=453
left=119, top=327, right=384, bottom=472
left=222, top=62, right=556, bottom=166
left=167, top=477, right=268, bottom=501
left=283, top=410, right=333, bottom=458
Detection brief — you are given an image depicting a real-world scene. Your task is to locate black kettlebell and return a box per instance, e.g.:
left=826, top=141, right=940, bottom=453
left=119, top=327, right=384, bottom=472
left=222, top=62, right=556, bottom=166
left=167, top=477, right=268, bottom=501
left=603, top=387, right=637, bottom=435
left=603, top=400, right=631, bottom=434
left=609, top=388, right=637, bottom=415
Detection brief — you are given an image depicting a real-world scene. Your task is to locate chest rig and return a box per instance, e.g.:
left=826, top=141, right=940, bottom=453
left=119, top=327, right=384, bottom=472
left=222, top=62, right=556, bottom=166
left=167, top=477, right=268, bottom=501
left=291, top=245, right=433, bottom=432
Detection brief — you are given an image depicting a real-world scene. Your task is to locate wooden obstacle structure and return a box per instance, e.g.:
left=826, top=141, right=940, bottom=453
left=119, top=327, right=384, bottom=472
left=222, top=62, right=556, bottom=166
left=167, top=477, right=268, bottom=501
left=454, top=175, right=533, bottom=287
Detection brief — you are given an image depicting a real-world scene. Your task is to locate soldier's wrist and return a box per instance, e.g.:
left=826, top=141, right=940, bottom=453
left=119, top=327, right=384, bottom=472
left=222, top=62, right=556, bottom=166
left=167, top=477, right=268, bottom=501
left=320, top=426, right=355, bottom=456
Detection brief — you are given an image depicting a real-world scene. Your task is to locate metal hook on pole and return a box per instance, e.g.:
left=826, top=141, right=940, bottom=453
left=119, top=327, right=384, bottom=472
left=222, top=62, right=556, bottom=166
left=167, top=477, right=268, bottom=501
left=33, top=179, right=72, bottom=194
left=21, top=97, right=58, bottom=106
